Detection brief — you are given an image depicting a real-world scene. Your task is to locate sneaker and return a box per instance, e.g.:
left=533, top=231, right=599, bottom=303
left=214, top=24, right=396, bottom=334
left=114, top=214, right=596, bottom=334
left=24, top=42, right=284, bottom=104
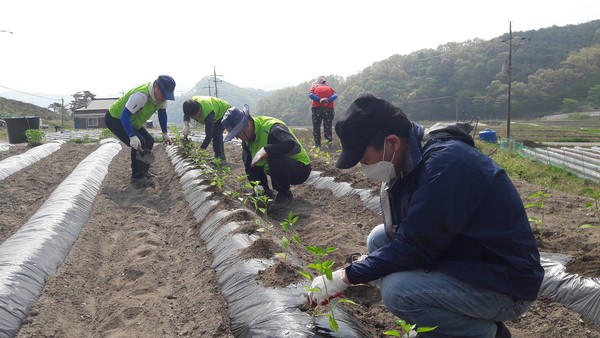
left=269, top=190, right=293, bottom=211
left=495, top=322, right=511, bottom=338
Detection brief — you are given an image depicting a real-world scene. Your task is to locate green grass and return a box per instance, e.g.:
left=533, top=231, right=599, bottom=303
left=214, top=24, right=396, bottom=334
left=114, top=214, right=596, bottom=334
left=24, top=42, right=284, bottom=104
left=491, top=121, right=600, bottom=143
left=473, top=117, right=600, bottom=197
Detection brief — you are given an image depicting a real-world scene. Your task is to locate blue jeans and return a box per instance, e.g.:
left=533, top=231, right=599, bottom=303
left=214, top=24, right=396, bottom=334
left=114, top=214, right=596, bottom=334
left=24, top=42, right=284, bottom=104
left=367, top=224, right=533, bottom=338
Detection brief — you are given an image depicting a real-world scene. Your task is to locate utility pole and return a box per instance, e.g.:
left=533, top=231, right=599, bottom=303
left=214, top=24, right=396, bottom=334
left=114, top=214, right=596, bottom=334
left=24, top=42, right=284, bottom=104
left=502, top=21, right=526, bottom=146
left=506, top=22, right=513, bottom=145
left=203, top=80, right=212, bottom=96
left=61, top=96, right=65, bottom=128
left=210, top=66, right=223, bottom=98
left=455, top=96, right=460, bottom=122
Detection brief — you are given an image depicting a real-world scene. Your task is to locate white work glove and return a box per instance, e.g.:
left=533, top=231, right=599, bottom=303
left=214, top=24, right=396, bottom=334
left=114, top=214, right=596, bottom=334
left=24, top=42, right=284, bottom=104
left=251, top=147, right=268, bottom=166
left=129, top=136, right=141, bottom=151
left=182, top=121, right=190, bottom=138
left=307, top=269, right=349, bottom=307
left=162, top=132, right=171, bottom=145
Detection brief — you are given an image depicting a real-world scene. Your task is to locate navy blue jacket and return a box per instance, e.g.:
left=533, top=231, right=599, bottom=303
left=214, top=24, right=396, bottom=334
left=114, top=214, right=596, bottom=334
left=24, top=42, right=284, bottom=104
left=345, top=123, right=544, bottom=301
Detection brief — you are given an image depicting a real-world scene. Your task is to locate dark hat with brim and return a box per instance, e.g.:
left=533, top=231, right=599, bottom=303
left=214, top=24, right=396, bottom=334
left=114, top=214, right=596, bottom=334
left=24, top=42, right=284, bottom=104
left=156, top=75, right=176, bottom=101
left=222, top=107, right=250, bottom=142
left=335, top=93, right=397, bottom=169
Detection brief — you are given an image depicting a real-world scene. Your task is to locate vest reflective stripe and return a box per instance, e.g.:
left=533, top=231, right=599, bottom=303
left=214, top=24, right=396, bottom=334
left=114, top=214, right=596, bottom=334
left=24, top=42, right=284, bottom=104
left=246, top=116, right=310, bottom=173
left=109, top=83, right=166, bottom=129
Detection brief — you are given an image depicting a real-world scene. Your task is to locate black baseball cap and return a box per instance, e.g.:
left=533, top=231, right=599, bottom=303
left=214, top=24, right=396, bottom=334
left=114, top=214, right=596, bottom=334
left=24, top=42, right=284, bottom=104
left=335, top=93, right=397, bottom=169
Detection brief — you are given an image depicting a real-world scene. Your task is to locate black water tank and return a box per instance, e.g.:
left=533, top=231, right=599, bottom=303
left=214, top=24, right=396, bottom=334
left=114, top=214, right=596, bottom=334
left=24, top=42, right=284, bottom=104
left=5, top=117, right=41, bottom=144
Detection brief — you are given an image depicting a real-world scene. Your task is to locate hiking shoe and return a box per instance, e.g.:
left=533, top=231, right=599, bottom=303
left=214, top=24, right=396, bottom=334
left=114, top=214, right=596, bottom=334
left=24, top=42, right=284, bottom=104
left=269, top=190, right=293, bottom=211
left=263, top=188, right=275, bottom=200
left=130, top=176, right=154, bottom=187
left=495, top=322, right=511, bottom=338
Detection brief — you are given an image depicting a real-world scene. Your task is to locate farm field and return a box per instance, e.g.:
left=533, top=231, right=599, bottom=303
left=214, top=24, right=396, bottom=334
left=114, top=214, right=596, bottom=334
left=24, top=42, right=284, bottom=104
left=1, top=124, right=600, bottom=337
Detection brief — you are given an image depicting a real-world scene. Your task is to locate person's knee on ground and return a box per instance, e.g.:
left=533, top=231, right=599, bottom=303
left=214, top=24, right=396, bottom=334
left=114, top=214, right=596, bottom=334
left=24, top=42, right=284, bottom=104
left=379, top=270, right=506, bottom=338
left=367, top=224, right=392, bottom=253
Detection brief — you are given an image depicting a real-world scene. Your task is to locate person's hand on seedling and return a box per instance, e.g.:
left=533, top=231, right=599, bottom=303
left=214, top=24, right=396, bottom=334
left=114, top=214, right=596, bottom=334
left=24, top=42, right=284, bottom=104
left=307, top=269, right=349, bottom=306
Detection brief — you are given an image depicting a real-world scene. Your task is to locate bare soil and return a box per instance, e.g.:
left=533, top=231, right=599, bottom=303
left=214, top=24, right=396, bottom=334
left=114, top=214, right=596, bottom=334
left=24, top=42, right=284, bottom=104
left=2, top=128, right=600, bottom=338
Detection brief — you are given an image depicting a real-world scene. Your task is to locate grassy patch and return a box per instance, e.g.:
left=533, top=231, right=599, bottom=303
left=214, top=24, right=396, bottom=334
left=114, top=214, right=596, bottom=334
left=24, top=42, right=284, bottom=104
left=476, top=140, right=593, bottom=196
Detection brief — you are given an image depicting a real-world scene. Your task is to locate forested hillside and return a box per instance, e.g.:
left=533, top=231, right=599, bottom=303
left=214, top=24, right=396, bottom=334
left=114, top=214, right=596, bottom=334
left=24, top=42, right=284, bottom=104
left=254, top=20, right=600, bottom=125
left=4, top=20, right=600, bottom=128
left=0, top=97, right=57, bottom=121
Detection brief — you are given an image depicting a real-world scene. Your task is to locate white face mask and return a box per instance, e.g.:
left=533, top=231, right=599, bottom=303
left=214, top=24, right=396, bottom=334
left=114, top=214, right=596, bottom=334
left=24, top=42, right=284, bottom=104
left=360, top=143, right=397, bottom=183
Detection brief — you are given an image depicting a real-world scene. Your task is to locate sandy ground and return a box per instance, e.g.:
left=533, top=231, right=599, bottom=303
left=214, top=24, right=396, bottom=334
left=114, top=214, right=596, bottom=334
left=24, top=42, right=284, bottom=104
left=1, top=128, right=600, bottom=337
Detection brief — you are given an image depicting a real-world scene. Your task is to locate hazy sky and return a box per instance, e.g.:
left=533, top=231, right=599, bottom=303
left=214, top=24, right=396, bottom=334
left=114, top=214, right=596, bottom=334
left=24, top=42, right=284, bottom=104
left=0, top=0, right=598, bottom=100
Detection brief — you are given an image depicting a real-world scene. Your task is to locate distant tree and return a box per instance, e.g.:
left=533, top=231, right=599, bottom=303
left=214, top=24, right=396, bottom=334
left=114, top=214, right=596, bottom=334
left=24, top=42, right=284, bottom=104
left=586, top=84, right=600, bottom=108
left=68, top=91, right=96, bottom=113
left=562, top=98, right=579, bottom=112
left=47, top=102, right=64, bottom=116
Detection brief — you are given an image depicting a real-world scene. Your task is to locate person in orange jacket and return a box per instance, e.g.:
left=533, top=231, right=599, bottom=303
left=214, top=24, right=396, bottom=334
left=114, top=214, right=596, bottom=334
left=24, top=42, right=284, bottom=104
left=308, top=76, right=337, bottom=148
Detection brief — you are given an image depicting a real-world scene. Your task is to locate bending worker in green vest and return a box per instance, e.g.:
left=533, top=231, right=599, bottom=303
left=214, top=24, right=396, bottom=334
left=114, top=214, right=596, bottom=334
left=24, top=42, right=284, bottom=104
left=221, top=105, right=312, bottom=211
left=182, top=96, right=231, bottom=160
left=105, top=75, right=176, bottom=182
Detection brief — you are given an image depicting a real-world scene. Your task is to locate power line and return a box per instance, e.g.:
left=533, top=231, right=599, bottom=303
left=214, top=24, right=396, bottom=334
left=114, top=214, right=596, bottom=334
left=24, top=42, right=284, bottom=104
left=404, top=94, right=455, bottom=104
left=0, top=84, right=59, bottom=101
left=405, top=54, right=444, bottom=64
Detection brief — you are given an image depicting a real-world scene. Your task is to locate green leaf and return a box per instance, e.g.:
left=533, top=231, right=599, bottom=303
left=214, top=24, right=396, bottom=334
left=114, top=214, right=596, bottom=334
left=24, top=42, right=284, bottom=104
left=297, top=270, right=312, bottom=280
left=326, top=247, right=339, bottom=254
left=417, top=326, right=438, bottom=333
left=338, top=298, right=357, bottom=305
left=328, top=315, right=339, bottom=333
left=383, top=330, right=401, bottom=337
left=323, top=260, right=335, bottom=269
left=306, top=263, right=321, bottom=270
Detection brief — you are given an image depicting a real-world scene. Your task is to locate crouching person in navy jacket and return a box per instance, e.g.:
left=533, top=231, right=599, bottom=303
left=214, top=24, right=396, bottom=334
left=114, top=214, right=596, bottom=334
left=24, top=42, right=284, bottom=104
left=307, top=93, right=543, bottom=338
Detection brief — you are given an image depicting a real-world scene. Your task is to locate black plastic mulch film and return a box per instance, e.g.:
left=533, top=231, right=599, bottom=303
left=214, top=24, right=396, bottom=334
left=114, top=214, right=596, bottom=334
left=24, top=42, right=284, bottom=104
left=0, top=141, right=597, bottom=338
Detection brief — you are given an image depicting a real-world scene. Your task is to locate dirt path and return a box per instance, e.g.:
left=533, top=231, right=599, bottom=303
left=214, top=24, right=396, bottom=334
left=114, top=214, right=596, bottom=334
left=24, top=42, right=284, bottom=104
left=5, top=143, right=232, bottom=338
